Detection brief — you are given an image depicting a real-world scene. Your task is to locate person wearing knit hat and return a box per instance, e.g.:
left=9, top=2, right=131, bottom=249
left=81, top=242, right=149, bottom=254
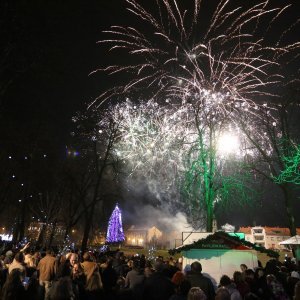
left=291, top=271, right=300, bottom=280
left=4, top=250, right=13, bottom=268
left=184, top=264, right=192, bottom=275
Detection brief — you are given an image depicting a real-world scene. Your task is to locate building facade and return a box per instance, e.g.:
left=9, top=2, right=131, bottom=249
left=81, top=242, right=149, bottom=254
left=125, top=225, right=182, bottom=249
left=239, top=226, right=300, bottom=250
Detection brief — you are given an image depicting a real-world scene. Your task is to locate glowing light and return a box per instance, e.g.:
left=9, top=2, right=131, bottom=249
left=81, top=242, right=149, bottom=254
left=217, top=133, right=240, bottom=156
left=106, top=204, right=125, bottom=243
left=0, top=234, right=12, bottom=241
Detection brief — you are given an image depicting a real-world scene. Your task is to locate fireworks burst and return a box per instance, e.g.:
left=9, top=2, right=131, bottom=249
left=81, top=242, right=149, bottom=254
left=111, top=98, right=249, bottom=199
left=95, top=0, right=299, bottom=181
left=111, top=99, right=194, bottom=196
left=91, top=0, right=299, bottom=228
left=92, top=0, right=299, bottom=112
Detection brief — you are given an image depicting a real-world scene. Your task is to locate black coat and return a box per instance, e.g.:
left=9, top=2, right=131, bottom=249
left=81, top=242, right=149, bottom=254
left=143, top=271, right=175, bottom=300
left=186, top=272, right=215, bottom=300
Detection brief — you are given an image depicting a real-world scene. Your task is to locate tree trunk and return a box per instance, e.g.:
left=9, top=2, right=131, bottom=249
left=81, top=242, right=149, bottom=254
left=280, top=183, right=296, bottom=236
left=206, top=203, right=213, bottom=232
left=47, top=221, right=57, bottom=249
left=12, top=218, right=20, bottom=243
left=37, top=223, right=46, bottom=248
left=18, top=203, right=26, bottom=242
left=81, top=202, right=96, bottom=251
left=64, top=225, right=71, bottom=240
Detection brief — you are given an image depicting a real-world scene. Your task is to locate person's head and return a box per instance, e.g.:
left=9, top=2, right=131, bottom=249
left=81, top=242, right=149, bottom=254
left=14, top=252, right=24, bottom=263
left=187, top=287, right=207, bottom=300
left=6, top=269, right=23, bottom=284
left=86, top=272, right=103, bottom=291
left=255, top=267, right=264, bottom=278
left=169, top=257, right=175, bottom=266
left=56, top=260, right=72, bottom=279
left=1, top=269, right=24, bottom=299
left=245, top=269, right=255, bottom=279
left=6, top=250, right=13, bottom=258
left=266, top=274, right=276, bottom=284
left=46, top=249, right=53, bottom=256
left=240, top=264, right=248, bottom=272
left=154, top=259, right=164, bottom=272
left=144, top=266, right=153, bottom=277
left=132, top=259, right=141, bottom=270
left=106, top=257, right=114, bottom=268
left=183, top=264, right=191, bottom=274
left=73, top=262, right=83, bottom=275
left=215, top=287, right=230, bottom=300
left=172, top=271, right=185, bottom=286
left=291, top=271, right=300, bottom=280
left=233, top=271, right=243, bottom=284
left=69, top=253, right=78, bottom=266
left=83, top=252, right=91, bottom=262
left=33, top=251, right=40, bottom=259
left=49, top=277, right=74, bottom=300
left=219, top=275, right=232, bottom=287
left=127, top=259, right=134, bottom=268
left=191, top=261, right=202, bottom=273
left=65, top=252, right=72, bottom=261
left=24, top=254, right=35, bottom=267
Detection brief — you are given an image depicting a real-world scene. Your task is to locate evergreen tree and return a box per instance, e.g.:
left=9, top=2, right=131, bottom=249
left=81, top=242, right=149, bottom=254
left=106, top=204, right=125, bottom=243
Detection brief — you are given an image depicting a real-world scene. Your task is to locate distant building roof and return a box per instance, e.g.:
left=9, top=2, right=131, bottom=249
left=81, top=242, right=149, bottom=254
left=126, top=225, right=148, bottom=231
left=238, top=226, right=300, bottom=236
left=264, top=227, right=290, bottom=236
left=239, top=227, right=251, bottom=234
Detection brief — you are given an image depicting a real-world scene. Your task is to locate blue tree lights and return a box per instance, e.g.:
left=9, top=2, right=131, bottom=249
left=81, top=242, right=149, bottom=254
left=106, top=204, right=125, bottom=243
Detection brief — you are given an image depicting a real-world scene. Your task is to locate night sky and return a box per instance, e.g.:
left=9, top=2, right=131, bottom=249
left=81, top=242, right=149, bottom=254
left=1, top=1, right=115, bottom=144
left=1, top=0, right=300, bottom=231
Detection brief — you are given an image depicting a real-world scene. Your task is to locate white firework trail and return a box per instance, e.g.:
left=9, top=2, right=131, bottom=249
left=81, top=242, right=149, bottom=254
left=90, top=0, right=299, bottom=205
left=91, top=0, right=299, bottom=113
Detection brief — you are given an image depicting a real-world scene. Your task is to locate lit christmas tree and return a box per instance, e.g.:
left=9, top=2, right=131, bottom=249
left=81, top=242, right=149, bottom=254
left=106, top=204, right=125, bottom=243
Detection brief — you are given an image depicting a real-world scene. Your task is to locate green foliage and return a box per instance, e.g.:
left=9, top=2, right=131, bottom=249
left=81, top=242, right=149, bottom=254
left=181, top=137, right=217, bottom=229
left=181, top=141, right=256, bottom=229
left=218, top=170, right=257, bottom=209
left=275, top=147, right=300, bottom=185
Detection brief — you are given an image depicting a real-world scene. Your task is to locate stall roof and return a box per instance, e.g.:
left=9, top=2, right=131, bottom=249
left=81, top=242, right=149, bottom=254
left=279, top=235, right=300, bottom=245
left=169, top=231, right=279, bottom=258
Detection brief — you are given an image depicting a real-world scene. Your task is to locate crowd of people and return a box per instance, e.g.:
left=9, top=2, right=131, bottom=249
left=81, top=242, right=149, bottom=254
left=0, top=242, right=299, bottom=300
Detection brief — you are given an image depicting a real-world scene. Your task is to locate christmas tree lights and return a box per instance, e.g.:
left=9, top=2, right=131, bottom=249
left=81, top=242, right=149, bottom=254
left=106, top=204, right=125, bottom=243
left=276, top=147, right=300, bottom=185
